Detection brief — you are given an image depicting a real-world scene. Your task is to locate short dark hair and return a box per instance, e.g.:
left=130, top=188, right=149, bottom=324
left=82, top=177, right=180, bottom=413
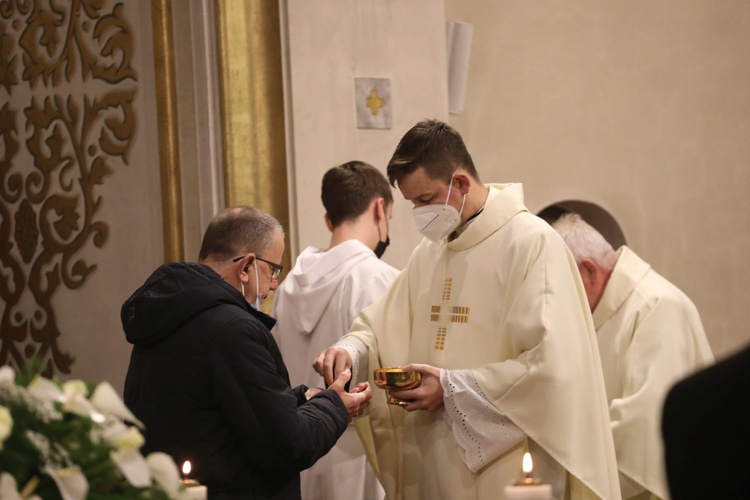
left=386, top=119, right=479, bottom=187
left=198, top=206, right=284, bottom=262
left=321, top=161, right=393, bottom=227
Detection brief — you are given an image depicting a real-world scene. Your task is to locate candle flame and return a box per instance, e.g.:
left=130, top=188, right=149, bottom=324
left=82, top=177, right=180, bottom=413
left=182, top=461, right=191, bottom=476
left=522, top=452, right=533, bottom=474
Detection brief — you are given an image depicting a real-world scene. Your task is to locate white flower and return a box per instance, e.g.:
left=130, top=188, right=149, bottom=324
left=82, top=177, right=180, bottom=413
left=104, top=423, right=145, bottom=453
left=101, top=421, right=152, bottom=488
left=0, top=472, right=41, bottom=500
left=25, top=430, right=52, bottom=463
left=28, top=376, right=104, bottom=423
left=0, top=366, right=15, bottom=383
left=146, top=452, right=186, bottom=499
left=61, top=381, right=93, bottom=416
left=110, top=448, right=152, bottom=488
left=28, top=376, right=64, bottom=404
left=0, top=371, right=178, bottom=499
left=0, top=405, right=12, bottom=450
left=43, top=465, right=88, bottom=500
left=90, top=381, right=144, bottom=428
left=62, top=380, right=88, bottom=399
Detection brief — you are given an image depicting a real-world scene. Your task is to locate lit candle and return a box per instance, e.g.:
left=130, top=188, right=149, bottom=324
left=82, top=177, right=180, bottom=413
left=503, top=452, right=553, bottom=500
left=181, top=461, right=208, bottom=500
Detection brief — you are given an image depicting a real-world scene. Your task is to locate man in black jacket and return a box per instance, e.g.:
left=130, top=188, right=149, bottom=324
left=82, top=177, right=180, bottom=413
left=662, top=341, right=750, bottom=500
left=122, top=205, right=372, bottom=499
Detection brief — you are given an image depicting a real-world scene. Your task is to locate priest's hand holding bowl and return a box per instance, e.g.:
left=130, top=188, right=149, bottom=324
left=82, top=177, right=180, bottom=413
left=386, top=364, right=444, bottom=412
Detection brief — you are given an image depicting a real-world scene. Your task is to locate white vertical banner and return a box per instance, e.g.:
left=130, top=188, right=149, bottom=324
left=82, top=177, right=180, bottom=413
left=446, top=21, right=474, bottom=115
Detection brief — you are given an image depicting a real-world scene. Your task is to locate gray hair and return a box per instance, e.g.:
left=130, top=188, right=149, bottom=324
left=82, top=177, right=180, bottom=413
left=198, top=205, right=284, bottom=262
left=552, top=213, right=617, bottom=270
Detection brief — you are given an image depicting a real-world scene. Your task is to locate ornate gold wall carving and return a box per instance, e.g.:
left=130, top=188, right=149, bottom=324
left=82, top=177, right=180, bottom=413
left=0, top=0, right=137, bottom=375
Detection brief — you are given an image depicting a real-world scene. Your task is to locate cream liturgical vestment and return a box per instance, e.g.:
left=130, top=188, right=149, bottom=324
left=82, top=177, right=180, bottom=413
left=272, top=240, right=399, bottom=500
left=593, top=246, right=714, bottom=500
left=341, top=184, right=621, bottom=500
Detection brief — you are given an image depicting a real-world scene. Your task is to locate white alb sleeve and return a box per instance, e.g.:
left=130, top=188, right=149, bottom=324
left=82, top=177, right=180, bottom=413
left=441, top=368, right=526, bottom=473
left=333, top=338, right=368, bottom=386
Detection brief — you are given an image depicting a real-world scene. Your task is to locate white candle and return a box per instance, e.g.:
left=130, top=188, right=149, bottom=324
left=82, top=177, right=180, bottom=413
left=503, top=452, right=553, bottom=500
left=504, top=483, right=553, bottom=500
left=181, top=461, right=208, bottom=500
left=184, top=483, right=207, bottom=500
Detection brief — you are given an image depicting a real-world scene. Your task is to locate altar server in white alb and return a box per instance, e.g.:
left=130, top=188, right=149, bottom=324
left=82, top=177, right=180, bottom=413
left=272, top=161, right=399, bottom=500
left=314, top=119, right=621, bottom=500
left=552, top=213, right=714, bottom=500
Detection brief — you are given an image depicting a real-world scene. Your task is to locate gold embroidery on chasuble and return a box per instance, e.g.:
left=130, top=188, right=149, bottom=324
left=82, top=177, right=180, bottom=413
left=430, top=277, right=470, bottom=350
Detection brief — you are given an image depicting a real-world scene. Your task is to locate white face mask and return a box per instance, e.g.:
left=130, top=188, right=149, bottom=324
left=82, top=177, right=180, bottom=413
left=252, top=262, right=262, bottom=310
left=411, top=176, right=466, bottom=242
left=240, top=263, right=263, bottom=310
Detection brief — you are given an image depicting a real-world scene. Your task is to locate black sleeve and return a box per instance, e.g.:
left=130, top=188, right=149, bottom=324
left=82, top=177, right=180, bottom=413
left=292, top=385, right=309, bottom=406
left=210, top=316, right=348, bottom=478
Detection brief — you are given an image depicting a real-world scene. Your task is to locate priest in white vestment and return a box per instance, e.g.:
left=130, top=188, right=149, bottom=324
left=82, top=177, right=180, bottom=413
left=273, top=161, right=399, bottom=500
left=552, top=212, right=714, bottom=500
left=315, top=120, right=621, bottom=500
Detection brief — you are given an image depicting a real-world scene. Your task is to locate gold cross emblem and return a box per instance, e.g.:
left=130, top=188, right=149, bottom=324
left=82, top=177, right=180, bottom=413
left=365, top=89, right=385, bottom=116
left=430, top=277, right=470, bottom=350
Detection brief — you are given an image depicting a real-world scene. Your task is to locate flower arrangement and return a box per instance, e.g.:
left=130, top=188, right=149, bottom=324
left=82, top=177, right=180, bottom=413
left=0, top=362, right=190, bottom=499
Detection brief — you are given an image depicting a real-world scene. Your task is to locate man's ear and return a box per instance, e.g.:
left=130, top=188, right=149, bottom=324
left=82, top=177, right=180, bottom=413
left=324, top=213, right=334, bottom=233
left=240, top=254, right=255, bottom=282
left=453, top=171, right=472, bottom=195
left=579, top=258, right=600, bottom=282
left=375, top=197, right=386, bottom=221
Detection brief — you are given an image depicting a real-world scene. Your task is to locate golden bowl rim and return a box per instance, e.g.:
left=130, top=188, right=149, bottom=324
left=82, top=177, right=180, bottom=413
left=373, top=368, right=422, bottom=377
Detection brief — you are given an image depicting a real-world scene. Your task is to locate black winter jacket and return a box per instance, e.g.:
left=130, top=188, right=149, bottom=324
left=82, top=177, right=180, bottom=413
left=122, top=262, right=348, bottom=499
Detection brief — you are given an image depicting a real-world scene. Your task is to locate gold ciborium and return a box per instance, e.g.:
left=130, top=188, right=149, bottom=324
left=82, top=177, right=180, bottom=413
left=373, top=368, right=422, bottom=407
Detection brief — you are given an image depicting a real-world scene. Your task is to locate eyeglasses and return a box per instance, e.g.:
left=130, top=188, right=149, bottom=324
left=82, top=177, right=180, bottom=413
left=232, top=255, right=284, bottom=280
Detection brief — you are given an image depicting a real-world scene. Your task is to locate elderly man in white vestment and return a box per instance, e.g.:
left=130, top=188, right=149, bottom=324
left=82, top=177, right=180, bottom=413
left=273, top=161, right=399, bottom=500
left=552, top=213, right=714, bottom=500
left=314, top=119, right=621, bottom=500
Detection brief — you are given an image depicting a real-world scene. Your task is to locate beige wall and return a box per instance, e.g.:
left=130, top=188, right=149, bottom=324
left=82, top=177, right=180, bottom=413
left=445, top=0, right=750, bottom=359
left=281, top=0, right=750, bottom=358
left=281, top=0, right=449, bottom=270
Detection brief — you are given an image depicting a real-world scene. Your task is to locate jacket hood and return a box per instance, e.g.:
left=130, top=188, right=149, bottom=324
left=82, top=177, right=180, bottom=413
left=273, top=241, right=376, bottom=334
left=121, top=262, right=274, bottom=346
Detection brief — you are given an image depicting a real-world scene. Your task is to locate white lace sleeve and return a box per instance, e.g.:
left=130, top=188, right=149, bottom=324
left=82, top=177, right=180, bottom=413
left=441, top=368, right=526, bottom=473
left=333, top=338, right=368, bottom=386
